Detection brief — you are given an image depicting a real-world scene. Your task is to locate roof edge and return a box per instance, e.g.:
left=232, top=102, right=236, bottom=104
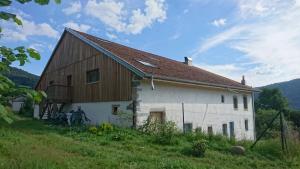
left=147, top=75, right=258, bottom=92
left=66, top=28, right=146, bottom=78
left=35, top=30, right=68, bottom=90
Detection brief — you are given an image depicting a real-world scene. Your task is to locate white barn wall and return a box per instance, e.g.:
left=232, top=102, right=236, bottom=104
left=62, top=101, right=133, bottom=126
left=136, top=80, right=255, bottom=140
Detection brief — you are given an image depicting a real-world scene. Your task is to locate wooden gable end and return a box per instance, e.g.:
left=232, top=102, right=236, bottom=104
left=36, top=32, right=132, bottom=102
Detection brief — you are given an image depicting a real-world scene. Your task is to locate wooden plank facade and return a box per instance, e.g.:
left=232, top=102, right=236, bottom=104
left=36, top=32, right=133, bottom=103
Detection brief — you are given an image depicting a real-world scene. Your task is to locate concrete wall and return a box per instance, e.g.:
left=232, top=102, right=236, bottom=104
left=62, top=101, right=133, bottom=127
left=12, top=101, right=23, bottom=112
left=136, top=80, right=255, bottom=140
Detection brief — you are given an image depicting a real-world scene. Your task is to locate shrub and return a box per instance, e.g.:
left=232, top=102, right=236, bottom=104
left=191, top=139, right=208, bottom=157
left=88, top=126, right=98, bottom=134
left=99, top=122, right=114, bottom=133
left=19, top=97, right=34, bottom=117
left=154, top=121, right=179, bottom=145
left=110, top=132, right=126, bottom=141
left=140, top=119, right=179, bottom=145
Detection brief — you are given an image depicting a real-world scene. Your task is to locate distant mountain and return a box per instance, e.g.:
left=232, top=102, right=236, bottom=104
left=260, top=79, right=300, bottom=110
left=3, top=67, right=40, bottom=89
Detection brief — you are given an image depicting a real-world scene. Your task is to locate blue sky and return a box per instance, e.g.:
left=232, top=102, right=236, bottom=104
left=1, top=0, right=300, bottom=87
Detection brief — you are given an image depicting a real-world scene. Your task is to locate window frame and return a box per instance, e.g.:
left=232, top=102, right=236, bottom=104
left=86, top=69, right=100, bottom=84
left=243, top=95, right=248, bottom=110
left=112, top=105, right=120, bottom=115
left=222, top=123, right=228, bottom=136
left=233, top=96, right=238, bottom=110
left=221, top=95, right=225, bottom=103
left=245, top=119, right=249, bottom=131
left=207, top=126, right=213, bottom=135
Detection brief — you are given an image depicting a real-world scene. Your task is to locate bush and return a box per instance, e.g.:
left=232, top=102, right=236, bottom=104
left=99, top=122, right=114, bottom=133
left=88, top=126, right=98, bottom=134
left=110, top=132, right=126, bottom=141
left=191, top=139, right=208, bottom=157
left=140, top=119, right=179, bottom=145
left=19, top=97, right=34, bottom=117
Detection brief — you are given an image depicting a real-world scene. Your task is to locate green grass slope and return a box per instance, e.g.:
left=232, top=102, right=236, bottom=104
left=0, top=118, right=299, bottom=169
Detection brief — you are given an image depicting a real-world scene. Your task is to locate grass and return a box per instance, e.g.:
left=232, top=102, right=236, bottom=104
left=0, top=116, right=299, bottom=169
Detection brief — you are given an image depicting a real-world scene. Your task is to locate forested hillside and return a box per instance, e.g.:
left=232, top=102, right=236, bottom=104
left=260, top=79, right=300, bottom=110
left=3, top=67, right=39, bottom=89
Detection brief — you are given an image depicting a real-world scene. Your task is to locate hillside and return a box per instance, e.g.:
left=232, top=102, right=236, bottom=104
left=260, top=79, right=300, bottom=110
left=0, top=117, right=298, bottom=169
left=3, top=67, right=39, bottom=88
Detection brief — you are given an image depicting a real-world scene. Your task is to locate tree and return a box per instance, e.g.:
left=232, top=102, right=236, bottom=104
left=255, top=88, right=289, bottom=112
left=0, top=0, right=60, bottom=123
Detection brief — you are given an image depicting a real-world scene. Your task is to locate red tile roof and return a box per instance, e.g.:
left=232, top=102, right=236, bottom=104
left=74, top=30, right=253, bottom=91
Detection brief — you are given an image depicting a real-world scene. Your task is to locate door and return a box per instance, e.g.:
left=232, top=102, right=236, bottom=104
left=66, top=75, right=72, bottom=100
left=67, top=75, right=72, bottom=86
left=229, top=121, right=235, bottom=138
left=150, top=112, right=164, bottom=123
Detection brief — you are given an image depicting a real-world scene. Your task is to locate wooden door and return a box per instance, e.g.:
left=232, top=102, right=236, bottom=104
left=150, top=112, right=164, bottom=123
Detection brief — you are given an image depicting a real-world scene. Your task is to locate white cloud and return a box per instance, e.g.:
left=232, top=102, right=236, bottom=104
left=63, top=21, right=91, bottom=32
left=84, top=0, right=167, bottom=35
left=62, top=1, right=82, bottom=15
left=106, top=32, right=118, bottom=39
left=2, top=17, right=59, bottom=41
left=192, top=0, right=300, bottom=86
left=211, top=18, right=226, bottom=27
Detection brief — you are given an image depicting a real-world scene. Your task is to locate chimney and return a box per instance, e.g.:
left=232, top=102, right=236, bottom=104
left=241, top=75, right=246, bottom=85
left=184, top=57, right=192, bottom=66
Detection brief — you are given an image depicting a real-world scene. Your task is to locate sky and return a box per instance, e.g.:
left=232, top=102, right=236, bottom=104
left=1, top=0, right=300, bottom=87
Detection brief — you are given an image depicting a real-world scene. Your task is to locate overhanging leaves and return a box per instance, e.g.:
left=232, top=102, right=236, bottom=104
left=0, top=12, right=22, bottom=25
left=0, top=0, right=11, bottom=7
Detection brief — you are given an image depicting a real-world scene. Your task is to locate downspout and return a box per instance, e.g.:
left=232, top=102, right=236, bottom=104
left=252, top=92, right=256, bottom=140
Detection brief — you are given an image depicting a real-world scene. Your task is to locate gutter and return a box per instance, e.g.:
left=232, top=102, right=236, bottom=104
left=145, top=74, right=259, bottom=92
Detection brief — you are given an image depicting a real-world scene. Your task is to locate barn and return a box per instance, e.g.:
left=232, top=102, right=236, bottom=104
left=36, top=28, right=256, bottom=140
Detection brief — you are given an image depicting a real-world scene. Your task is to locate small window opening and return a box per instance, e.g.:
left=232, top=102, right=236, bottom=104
left=86, top=69, right=99, bottom=83
left=112, top=105, right=120, bottom=115
left=245, top=119, right=249, bottom=131
left=221, top=95, right=225, bottom=103
left=184, top=123, right=193, bottom=133
left=233, top=96, right=238, bottom=109
left=222, top=123, right=228, bottom=136
left=208, top=126, right=213, bottom=135
left=243, top=95, right=248, bottom=110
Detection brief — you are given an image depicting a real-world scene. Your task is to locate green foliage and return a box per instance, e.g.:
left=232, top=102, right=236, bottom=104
left=88, top=126, right=98, bottom=134
left=1, top=118, right=300, bottom=169
left=140, top=119, right=179, bottom=145
left=3, top=67, right=39, bottom=88
left=190, top=139, right=208, bottom=157
left=0, top=0, right=58, bottom=123
left=255, top=88, right=289, bottom=111
left=255, top=109, right=281, bottom=138
left=99, top=122, right=114, bottom=133
left=19, top=96, right=34, bottom=117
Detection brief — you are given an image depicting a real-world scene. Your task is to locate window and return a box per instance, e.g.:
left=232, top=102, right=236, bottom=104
left=245, top=119, right=249, bottom=131
left=86, top=69, right=99, bottom=83
left=233, top=96, right=238, bottom=109
left=49, top=80, right=54, bottom=85
left=221, top=95, right=225, bottom=103
left=207, top=126, right=213, bottom=135
left=184, top=123, right=193, bottom=133
left=243, top=95, right=248, bottom=110
left=137, top=60, right=156, bottom=67
left=222, top=124, right=228, bottom=136
left=112, top=105, right=120, bottom=115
